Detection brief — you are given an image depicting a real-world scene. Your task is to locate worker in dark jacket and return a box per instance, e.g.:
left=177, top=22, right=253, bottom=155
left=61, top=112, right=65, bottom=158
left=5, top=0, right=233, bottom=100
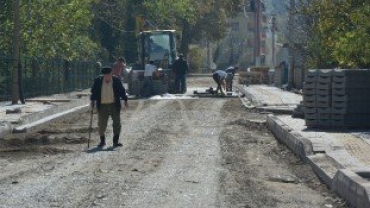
left=172, top=54, right=189, bottom=94
left=225, top=66, right=238, bottom=91
left=90, top=66, right=128, bottom=147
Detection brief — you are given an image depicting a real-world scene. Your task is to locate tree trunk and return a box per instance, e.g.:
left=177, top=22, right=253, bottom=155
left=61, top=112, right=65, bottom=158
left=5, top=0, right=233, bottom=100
left=179, top=21, right=190, bottom=59
left=12, top=0, right=20, bottom=104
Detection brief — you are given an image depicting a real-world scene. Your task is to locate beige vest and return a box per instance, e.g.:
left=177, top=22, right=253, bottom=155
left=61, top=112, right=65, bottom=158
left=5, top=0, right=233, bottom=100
left=101, top=79, right=114, bottom=104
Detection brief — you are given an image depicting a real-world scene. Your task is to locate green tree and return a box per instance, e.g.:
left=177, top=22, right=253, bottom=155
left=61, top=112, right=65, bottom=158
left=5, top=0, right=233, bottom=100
left=0, top=0, right=15, bottom=54
left=1, top=0, right=99, bottom=60
left=301, top=0, right=370, bottom=68
left=141, top=0, right=243, bottom=57
left=91, top=0, right=128, bottom=62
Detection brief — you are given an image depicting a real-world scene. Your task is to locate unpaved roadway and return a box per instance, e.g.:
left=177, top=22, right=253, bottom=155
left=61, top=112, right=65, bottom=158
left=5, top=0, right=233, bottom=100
left=0, top=77, right=347, bottom=208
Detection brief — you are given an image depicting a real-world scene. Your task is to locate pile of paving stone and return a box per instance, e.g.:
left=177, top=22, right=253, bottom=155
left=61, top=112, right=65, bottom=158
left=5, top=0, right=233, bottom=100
left=250, top=67, right=270, bottom=84
left=238, top=71, right=252, bottom=86
left=303, top=69, right=370, bottom=127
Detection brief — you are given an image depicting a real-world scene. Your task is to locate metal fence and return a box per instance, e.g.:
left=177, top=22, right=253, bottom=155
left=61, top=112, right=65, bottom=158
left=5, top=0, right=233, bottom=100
left=0, top=55, right=101, bottom=101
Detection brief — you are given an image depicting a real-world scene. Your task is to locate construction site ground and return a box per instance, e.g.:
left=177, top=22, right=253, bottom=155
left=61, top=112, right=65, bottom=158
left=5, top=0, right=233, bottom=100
left=0, top=76, right=350, bottom=208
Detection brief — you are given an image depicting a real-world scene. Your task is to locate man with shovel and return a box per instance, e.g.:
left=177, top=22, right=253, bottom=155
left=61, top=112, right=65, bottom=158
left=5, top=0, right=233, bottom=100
left=90, top=66, right=128, bottom=148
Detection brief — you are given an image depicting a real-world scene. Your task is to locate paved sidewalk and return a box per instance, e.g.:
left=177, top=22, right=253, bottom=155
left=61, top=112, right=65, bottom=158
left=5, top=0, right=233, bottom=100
left=235, top=84, right=302, bottom=113
left=0, top=90, right=91, bottom=137
left=238, top=84, right=370, bottom=208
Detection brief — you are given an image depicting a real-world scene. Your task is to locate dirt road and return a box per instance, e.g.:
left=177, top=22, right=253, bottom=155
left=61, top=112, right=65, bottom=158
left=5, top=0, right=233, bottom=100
left=0, top=77, right=346, bottom=208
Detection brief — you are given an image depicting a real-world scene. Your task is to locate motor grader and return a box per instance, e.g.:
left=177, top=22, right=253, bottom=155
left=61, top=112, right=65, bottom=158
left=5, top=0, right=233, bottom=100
left=127, top=30, right=178, bottom=96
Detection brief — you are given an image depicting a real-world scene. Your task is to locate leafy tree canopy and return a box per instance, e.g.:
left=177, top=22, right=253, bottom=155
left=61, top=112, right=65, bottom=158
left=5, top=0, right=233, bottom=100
left=1, top=0, right=99, bottom=60
left=302, top=0, right=370, bottom=68
left=139, top=0, right=243, bottom=56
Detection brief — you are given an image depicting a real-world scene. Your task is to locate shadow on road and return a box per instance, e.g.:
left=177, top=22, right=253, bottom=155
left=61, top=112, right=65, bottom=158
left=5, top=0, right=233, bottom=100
left=85, top=146, right=116, bottom=153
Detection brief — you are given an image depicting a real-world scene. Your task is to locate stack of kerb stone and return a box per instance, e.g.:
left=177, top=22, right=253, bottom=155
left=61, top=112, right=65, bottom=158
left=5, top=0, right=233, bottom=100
left=303, top=69, right=317, bottom=126
left=331, top=69, right=370, bottom=127
left=303, top=69, right=370, bottom=128
left=303, top=69, right=333, bottom=127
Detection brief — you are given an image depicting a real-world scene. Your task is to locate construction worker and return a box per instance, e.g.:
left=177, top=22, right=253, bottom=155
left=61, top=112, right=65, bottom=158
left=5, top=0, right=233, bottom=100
left=225, top=66, right=238, bottom=76
left=212, top=69, right=227, bottom=95
left=142, top=60, right=157, bottom=97
left=172, top=54, right=189, bottom=94
left=90, top=66, right=128, bottom=148
left=225, top=66, right=238, bottom=91
left=112, top=57, right=126, bottom=81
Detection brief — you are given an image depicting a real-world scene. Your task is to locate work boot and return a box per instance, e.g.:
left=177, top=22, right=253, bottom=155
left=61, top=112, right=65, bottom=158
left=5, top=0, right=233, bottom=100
left=113, top=134, right=122, bottom=147
left=98, top=136, right=106, bottom=148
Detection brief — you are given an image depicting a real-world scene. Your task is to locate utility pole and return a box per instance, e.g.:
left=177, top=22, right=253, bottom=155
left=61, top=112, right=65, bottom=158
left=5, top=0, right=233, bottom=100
left=288, top=0, right=296, bottom=88
left=254, top=0, right=262, bottom=66
left=207, top=41, right=211, bottom=72
left=12, top=0, right=20, bottom=104
left=270, top=15, right=276, bottom=69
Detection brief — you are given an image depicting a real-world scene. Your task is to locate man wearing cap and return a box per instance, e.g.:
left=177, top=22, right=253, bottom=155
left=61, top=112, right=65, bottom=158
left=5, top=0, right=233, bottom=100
left=172, top=54, right=188, bottom=94
left=90, top=66, right=128, bottom=147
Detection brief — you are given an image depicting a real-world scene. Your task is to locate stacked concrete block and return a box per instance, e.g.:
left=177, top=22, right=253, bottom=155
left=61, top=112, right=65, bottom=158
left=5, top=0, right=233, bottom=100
left=331, top=69, right=370, bottom=127
left=238, top=71, right=252, bottom=86
left=292, top=101, right=305, bottom=119
left=303, top=69, right=318, bottom=126
left=316, top=69, right=333, bottom=127
left=302, top=68, right=370, bottom=127
left=250, top=67, right=270, bottom=84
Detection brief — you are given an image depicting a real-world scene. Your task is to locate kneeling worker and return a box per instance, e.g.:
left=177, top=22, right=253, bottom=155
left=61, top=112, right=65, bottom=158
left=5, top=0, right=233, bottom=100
left=212, top=69, right=227, bottom=95
left=90, top=66, right=128, bottom=147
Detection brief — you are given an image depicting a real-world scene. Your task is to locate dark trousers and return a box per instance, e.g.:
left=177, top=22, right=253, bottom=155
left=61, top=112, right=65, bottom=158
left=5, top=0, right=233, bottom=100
left=212, top=73, right=224, bottom=94
left=98, top=103, right=121, bottom=137
left=175, top=74, right=187, bottom=93
left=142, top=76, right=153, bottom=97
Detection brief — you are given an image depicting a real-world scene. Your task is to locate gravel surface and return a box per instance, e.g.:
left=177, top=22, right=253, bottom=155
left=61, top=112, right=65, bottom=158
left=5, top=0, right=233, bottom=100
left=0, top=77, right=347, bottom=208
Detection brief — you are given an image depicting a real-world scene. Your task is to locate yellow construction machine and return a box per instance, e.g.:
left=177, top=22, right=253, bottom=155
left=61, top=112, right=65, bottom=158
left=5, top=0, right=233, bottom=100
left=128, top=30, right=178, bottom=96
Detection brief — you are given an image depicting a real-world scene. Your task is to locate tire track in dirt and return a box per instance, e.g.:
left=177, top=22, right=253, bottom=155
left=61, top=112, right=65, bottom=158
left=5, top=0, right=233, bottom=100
left=122, top=98, right=226, bottom=208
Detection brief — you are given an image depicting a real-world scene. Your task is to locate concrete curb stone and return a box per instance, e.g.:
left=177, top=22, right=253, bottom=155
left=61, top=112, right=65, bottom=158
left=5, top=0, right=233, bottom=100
left=234, top=85, right=261, bottom=106
left=13, top=104, right=90, bottom=134
left=307, top=154, right=339, bottom=189
left=17, top=99, right=88, bottom=125
left=332, top=169, right=370, bottom=208
left=266, top=114, right=370, bottom=208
